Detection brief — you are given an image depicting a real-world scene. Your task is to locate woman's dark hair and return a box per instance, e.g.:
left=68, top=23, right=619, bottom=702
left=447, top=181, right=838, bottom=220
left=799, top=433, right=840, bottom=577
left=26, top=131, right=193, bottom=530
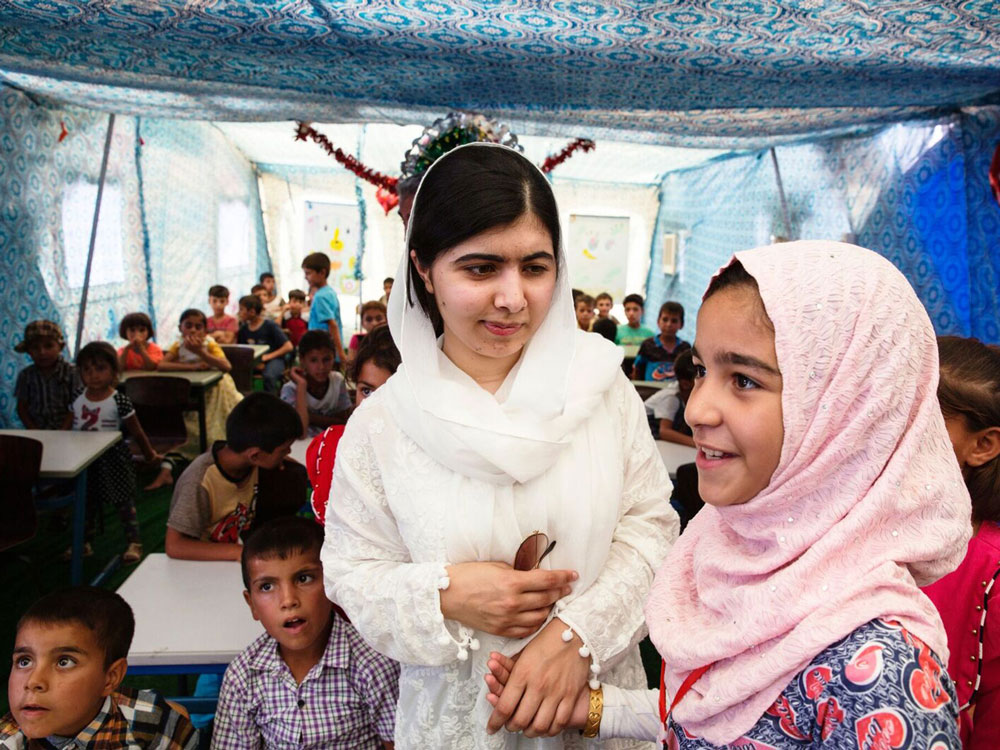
left=703, top=259, right=773, bottom=331
left=179, top=308, right=207, bottom=326
left=119, top=312, right=155, bottom=340
left=406, top=146, right=561, bottom=333
left=937, top=336, right=1000, bottom=524
left=76, top=341, right=119, bottom=377
left=351, top=324, right=400, bottom=383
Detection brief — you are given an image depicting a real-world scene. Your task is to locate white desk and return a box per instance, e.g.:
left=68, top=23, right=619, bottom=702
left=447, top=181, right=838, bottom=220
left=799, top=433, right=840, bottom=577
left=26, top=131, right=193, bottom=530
left=118, top=554, right=263, bottom=673
left=289, top=437, right=311, bottom=466
left=0, top=429, right=121, bottom=584
left=656, top=440, right=697, bottom=478
left=120, top=370, right=222, bottom=452
left=632, top=380, right=673, bottom=391
left=250, top=344, right=269, bottom=364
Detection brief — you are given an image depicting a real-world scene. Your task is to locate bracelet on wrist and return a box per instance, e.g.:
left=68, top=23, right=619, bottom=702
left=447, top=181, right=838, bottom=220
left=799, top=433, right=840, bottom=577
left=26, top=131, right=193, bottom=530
left=581, top=686, right=603, bottom=738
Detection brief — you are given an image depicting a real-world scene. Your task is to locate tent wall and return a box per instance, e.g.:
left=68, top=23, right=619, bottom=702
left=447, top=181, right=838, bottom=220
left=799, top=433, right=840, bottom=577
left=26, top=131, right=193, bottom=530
left=645, top=109, right=1000, bottom=344
left=0, top=90, right=268, bottom=428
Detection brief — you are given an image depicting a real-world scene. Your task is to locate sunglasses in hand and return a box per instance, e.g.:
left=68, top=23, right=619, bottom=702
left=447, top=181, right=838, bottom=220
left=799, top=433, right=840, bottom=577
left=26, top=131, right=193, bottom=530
left=513, top=531, right=557, bottom=572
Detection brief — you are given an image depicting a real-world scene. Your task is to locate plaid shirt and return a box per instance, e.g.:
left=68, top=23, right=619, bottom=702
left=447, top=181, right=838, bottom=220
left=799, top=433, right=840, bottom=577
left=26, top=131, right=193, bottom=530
left=13, top=359, right=80, bottom=429
left=0, top=688, right=197, bottom=749
left=212, top=614, right=399, bottom=749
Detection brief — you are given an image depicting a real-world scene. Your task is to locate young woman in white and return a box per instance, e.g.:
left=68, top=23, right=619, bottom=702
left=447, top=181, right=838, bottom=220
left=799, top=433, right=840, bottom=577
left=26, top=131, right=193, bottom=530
left=321, top=143, right=679, bottom=749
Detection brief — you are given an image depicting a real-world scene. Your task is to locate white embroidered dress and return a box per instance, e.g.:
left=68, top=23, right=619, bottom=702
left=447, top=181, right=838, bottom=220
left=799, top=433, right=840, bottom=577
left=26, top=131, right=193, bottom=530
left=321, top=143, right=678, bottom=749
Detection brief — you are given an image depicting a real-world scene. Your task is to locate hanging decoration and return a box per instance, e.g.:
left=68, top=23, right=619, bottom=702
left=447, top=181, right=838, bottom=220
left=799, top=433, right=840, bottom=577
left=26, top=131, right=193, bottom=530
left=540, top=137, right=596, bottom=174
left=295, top=113, right=596, bottom=214
left=58, top=120, right=68, bottom=142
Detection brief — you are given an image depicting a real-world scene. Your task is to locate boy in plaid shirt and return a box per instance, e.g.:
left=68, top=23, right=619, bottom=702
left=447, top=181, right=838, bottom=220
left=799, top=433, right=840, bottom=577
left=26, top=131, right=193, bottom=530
left=2, top=587, right=196, bottom=749
left=212, top=517, right=399, bottom=749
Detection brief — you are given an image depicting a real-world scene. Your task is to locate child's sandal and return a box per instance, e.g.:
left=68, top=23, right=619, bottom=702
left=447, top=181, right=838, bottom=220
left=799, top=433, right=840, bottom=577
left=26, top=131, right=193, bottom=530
left=122, top=542, right=143, bottom=564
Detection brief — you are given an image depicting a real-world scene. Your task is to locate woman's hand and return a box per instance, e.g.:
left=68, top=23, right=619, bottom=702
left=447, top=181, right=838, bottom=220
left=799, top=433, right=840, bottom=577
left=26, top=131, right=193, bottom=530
left=485, top=651, right=590, bottom=734
left=485, top=618, right=590, bottom=737
left=439, top=562, right=577, bottom=639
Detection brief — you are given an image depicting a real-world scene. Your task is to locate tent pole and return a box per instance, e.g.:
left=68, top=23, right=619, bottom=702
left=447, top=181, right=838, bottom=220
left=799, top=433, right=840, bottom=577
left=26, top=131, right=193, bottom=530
left=769, top=147, right=792, bottom=241
left=74, top=113, right=116, bottom=356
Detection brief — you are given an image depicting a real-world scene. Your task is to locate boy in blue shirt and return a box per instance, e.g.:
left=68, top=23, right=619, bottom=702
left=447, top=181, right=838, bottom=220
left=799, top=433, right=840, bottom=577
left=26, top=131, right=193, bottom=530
left=632, top=301, right=690, bottom=381
left=301, top=252, right=346, bottom=363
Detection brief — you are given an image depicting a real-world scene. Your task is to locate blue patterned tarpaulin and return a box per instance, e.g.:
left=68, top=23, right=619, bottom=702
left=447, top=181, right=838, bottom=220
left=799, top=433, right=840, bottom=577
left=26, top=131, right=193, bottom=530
left=644, top=109, right=1000, bottom=346
left=0, top=1, right=998, bottom=145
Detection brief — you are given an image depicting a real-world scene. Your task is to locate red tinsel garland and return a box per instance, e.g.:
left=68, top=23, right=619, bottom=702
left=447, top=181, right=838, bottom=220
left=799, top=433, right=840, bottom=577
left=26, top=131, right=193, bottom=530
left=295, top=121, right=399, bottom=194
left=540, top=138, right=595, bottom=173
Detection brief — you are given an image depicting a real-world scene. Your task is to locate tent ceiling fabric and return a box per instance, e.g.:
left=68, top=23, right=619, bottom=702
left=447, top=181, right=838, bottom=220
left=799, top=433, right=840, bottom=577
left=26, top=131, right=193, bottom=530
left=1, top=1, right=998, bottom=146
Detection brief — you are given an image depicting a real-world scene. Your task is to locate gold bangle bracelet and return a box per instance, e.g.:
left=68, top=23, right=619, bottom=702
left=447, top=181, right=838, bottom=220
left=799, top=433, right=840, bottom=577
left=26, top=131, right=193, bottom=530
left=581, top=685, right=603, bottom=739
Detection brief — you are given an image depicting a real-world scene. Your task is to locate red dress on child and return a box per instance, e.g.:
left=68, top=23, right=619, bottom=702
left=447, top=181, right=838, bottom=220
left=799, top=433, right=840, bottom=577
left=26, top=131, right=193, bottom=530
left=305, top=424, right=345, bottom=526
left=922, top=520, right=1000, bottom=749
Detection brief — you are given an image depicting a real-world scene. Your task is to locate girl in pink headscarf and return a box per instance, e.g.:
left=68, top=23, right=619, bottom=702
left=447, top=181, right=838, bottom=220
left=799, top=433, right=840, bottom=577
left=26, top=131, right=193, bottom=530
left=486, top=241, right=972, bottom=747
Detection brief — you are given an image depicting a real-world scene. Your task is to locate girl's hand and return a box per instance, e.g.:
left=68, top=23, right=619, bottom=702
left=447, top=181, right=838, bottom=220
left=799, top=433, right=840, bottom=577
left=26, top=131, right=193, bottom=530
left=439, top=562, right=576, bottom=639
left=485, top=618, right=590, bottom=737
left=485, top=651, right=590, bottom=733
left=289, top=367, right=308, bottom=387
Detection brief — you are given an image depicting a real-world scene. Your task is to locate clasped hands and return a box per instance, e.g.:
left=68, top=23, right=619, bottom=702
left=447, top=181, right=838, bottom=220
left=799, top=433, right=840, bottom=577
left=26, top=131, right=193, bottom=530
left=438, top=561, right=590, bottom=738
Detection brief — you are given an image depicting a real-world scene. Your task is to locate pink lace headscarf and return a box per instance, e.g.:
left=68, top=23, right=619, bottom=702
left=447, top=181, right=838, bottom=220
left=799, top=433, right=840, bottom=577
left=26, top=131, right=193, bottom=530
left=645, top=241, right=972, bottom=744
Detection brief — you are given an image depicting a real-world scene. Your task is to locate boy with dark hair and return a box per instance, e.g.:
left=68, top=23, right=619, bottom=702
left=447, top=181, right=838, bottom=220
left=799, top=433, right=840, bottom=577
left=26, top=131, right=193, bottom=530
left=379, top=276, right=393, bottom=305
left=283, top=289, right=309, bottom=348
left=301, top=253, right=346, bottom=363
left=615, top=293, right=655, bottom=346
left=212, top=518, right=399, bottom=749
left=206, top=285, right=237, bottom=345
left=237, top=294, right=293, bottom=394
left=594, top=292, right=620, bottom=324
left=574, top=294, right=595, bottom=331
left=281, top=331, right=352, bottom=438
left=14, top=320, right=79, bottom=430
left=632, top=300, right=691, bottom=381
left=165, top=392, right=306, bottom=561
left=2, top=587, right=197, bottom=748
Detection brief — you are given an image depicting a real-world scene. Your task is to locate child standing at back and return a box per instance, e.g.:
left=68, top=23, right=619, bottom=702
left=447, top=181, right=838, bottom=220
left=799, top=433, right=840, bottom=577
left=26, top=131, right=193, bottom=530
left=346, top=300, right=387, bottom=362
left=632, top=301, right=691, bottom=381
left=595, top=291, right=620, bottom=324
left=301, top=253, right=346, bottom=363
left=206, top=285, right=238, bottom=344
left=212, top=518, right=399, bottom=749
left=258, top=271, right=285, bottom=322
left=615, top=293, right=655, bottom=346
left=486, top=242, right=971, bottom=748
left=71, top=342, right=161, bottom=564
left=922, top=335, right=1000, bottom=748
left=13, top=320, right=79, bottom=430
left=282, top=289, right=309, bottom=349
left=281, top=331, right=352, bottom=438
left=117, top=312, right=162, bottom=372
left=574, top=294, right=595, bottom=331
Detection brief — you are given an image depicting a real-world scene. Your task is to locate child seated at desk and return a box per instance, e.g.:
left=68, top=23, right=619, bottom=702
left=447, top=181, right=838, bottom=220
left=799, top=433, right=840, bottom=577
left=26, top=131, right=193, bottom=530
left=632, top=301, right=691, bottom=382
left=645, top=349, right=696, bottom=448
left=165, top=392, right=305, bottom=562
left=237, top=294, right=293, bottom=394
left=258, top=272, right=285, bottom=323
left=281, top=331, right=352, bottom=438
left=212, top=518, right=399, bottom=749
left=346, top=300, right=387, bottom=363
left=159, top=307, right=242, bottom=450
left=2, top=586, right=197, bottom=749
left=117, top=312, right=163, bottom=372
left=206, top=285, right=237, bottom=345
left=14, top=320, right=80, bottom=430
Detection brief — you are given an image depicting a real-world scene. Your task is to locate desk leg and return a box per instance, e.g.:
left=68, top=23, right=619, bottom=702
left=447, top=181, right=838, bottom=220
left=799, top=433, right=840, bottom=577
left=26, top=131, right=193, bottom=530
left=197, top=389, right=208, bottom=454
left=71, top=470, right=87, bottom=585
